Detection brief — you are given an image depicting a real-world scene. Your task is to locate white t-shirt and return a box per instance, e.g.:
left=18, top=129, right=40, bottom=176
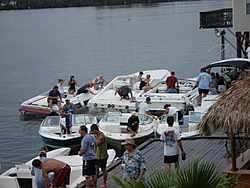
left=139, top=102, right=149, bottom=114
left=160, top=127, right=181, bottom=156
left=246, top=47, right=250, bottom=59
left=57, top=83, right=64, bottom=95
left=168, top=107, right=179, bottom=114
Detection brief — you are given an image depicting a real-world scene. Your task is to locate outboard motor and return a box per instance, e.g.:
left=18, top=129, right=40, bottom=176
left=181, top=103, right=194, bottom=115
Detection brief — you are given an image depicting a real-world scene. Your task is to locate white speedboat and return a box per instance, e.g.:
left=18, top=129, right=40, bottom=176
left=39, top=114, right=97, bottom=149
left=0, top=147, right=116, bottom=188
left=98, top=112, right=158, bottom=150
left=88, top=69, right=171, bottom=113
left=19, top=86, right=100, bottom=114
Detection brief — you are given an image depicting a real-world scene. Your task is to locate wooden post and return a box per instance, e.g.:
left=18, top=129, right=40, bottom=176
left=231, top=131, right=238, bottom=171
left=236, top=32, right=242, bottom=58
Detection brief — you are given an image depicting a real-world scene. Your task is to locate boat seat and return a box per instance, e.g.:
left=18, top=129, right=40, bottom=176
left=104, top=123, right=121, bottom=133
left=15, top=165, right=32, bottom=178
left=133, top=82, right=141, bottom=93
left=0, top=176, right=20, bottom=188
left=158, top=86, right=167, bottom=93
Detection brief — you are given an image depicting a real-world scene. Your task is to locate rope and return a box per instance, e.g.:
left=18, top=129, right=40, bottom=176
left=0, top=158, right=23, bottom=164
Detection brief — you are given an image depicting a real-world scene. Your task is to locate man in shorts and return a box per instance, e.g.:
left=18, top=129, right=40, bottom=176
left=90, top=124, right=109, bottom=188
left=47, top=85, right=63, bottom=112
left=196, top=68, right=212, bottom=106
left=78, top=125, right=97, bottom=188
left=160, top=116, right=185, bottom=170
left=115, top=85, right=133, bottom=100
left=32, top=158, right=71, bottom=188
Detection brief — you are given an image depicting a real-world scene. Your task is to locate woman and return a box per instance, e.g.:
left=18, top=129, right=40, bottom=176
left=68, top=75, right=80, bottom=94
left=217, top=75, right=227, bottom=93
left=139, top=74, right=152, bottom=92
left=57, top=78, right=66, bottom=98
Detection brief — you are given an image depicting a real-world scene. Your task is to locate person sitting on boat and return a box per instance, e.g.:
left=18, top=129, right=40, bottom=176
left=127, top=111, right=140, bottom=137
left=61, top=98, right=77, bottom=134
left=57, top=78, right=66, bottom=98
left=114, top=85, right=133, bottom=100
left=158, top=104, right=183, bottom=121
left=92, top=75, right=109, bottom=89
left=31, top=150, right=53, bottom=188
left=47, top=86, right=63, bottom=112
left=68, top=75, right=80, bottom=95
left=136, top=71, right=144, bottom=82
left=139, top=74, right=153, bottom=92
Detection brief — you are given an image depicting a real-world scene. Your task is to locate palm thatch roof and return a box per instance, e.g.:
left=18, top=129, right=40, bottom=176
left=197, top=75, right=250, bottom=135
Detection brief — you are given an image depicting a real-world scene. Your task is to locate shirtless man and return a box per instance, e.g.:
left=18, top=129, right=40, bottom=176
left=32, top=158, right=71, bottom=188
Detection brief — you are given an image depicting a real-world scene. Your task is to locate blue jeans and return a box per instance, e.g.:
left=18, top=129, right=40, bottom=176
left=167, top=89, right=177, bottom=93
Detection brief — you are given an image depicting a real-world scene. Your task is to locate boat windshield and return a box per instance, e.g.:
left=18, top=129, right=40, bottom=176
left=102, top=113, right=120, bottom=123
left=189, top=112, right=205, bottom=123
left=160, top=113, right=177, bottom=124
left=71, top=114, right=94, bottom=125
left=42, top=116, right=61, bottom=127
left=138, top=114, right=153, bottom=124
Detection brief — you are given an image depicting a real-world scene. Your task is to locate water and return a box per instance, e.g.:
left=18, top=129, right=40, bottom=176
left=0, top=0, right=233, bottom=174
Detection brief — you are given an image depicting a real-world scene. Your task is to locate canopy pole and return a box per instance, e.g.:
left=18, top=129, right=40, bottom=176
left=231, top=131, right=238, bottom=171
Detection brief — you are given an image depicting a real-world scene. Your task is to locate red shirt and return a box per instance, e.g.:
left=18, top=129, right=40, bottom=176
left=166, top=76, right=178, bottom=89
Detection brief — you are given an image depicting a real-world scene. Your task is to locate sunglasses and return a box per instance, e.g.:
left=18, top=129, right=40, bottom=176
left=125, top=144, right=132, bottom=146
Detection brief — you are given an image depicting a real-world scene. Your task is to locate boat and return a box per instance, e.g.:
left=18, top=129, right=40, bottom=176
left=39, top=114, right=98, bottom=150
left=19, top=86, right=100, bottom=114
left=0, top=147, right=116, bottom=188
left=87, top=69, right=171, bottom=113
left=98, top=112, right=158, bottom=150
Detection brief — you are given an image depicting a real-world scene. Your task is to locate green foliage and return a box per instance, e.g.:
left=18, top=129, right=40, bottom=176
left=111, top=158, right=243, bottom=188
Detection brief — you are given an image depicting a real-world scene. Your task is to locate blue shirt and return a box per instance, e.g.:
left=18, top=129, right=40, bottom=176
left=80, top=134, right=96, bottom=160
left=122, top=149, right=146, bottom=181
left=197, top=72, right=211, bottom=90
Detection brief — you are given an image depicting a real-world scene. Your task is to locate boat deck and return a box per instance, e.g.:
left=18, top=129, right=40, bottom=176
left=75, top=137, right=232, bottom=188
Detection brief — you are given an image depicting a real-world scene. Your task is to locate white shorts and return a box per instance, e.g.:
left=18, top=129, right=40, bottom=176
left=218, top=85, right=227, bottom=92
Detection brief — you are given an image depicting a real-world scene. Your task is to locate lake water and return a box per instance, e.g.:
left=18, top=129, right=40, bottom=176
left=0, top=0, right=233, bottom=174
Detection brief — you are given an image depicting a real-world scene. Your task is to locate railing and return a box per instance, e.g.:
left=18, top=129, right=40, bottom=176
left=200, top=8, right=233, bottom=29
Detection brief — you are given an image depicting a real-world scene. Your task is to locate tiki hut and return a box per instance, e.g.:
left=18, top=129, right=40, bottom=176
left=197, top=75, right=250, bottom=171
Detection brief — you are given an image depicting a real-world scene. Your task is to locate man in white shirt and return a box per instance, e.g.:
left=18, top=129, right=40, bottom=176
left=160, top=116, right=185, bottom=170
left=138, top=97, right=154, bottom=117
left=158, top=104, right=183, bottom=121
left=246, top=42, right=250, bottom=59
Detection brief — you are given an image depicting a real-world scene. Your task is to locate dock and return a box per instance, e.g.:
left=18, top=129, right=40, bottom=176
left=75, top=137, right=232, bottom=188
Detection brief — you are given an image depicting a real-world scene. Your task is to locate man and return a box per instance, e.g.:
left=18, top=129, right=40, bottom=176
left=138, top=97, right=155, bottom=118
left=115, top=85, right=133, bottom=100
left=47, top=85, right=63, bottom=112
left=32, top=158, right=71, bottom=188
left=76, top=83, right=97, bottom=95
left=92, top=75, right=109, bottom=89
left=196, top=68, right=212, bottom=106
left=31, top=151, right=53, bottom=188
left=166, top=71, right=179, bottom=93
left=127, top=111, right=140, bottom=137
left=90, top=124, right=108, bottom=188
left=120, top=138, right=146, bottom=183
left=246, top=42, right=250, bottom=59
left=78, top=125, right=97, bottom=188
left=159, top=104, right=183, bottom=121
left=61, top=98, right=77, bottom=134
left=160, top=116, right=185, bottom=170
left=136, top=71, right=144, bottom=82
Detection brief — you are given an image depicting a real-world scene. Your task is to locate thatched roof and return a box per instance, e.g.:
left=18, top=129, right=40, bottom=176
left=197, top=75, right=250, bottom=135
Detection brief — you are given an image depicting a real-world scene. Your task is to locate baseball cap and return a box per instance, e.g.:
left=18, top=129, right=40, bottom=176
left=146, top=97, right=151, bottom=101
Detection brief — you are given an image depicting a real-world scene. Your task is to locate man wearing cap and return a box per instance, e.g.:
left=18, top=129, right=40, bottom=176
left=115, top=85, right=133, bottom=100
left=47, top=86, right=64, bottom=112
left=160, top=116, right=185, bottom=170
left=138, top=97, right=155, bottom=121
left=78, top=125, right=97, bottom=188
left=127, top=111, right=140, bottom=137
left=121, top=138, right=146, bottom=183
left=136, top=71, right=144, bottom=82
left=61, top=98, right=77, bottom=134
left=90, top=124, right=108, bottom=188
left=92, top=75, right=109, bottom=89
left=31, top=151, right=53, bottom=188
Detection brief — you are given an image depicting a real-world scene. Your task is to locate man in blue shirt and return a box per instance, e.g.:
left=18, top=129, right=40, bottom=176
left=196, top=68, right=212, bottom=106
left=78, top=125, right=97, bottom=188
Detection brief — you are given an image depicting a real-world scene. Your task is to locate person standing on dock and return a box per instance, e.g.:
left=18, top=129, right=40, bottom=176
left=166, top=71, right=179, bottom=93
left=78, top=125, right=97, bottom=188
left=160, top=116, right=185, bottom=170
left=90, top=124, right=109, bottom=188
left=196, top=68, right=212, bottom=106
left=61, top=98, right=77, bottom=134
left=32, top=158, right=71, bottom=188
left=120, top=138, right=146, bottom=183
left=31, top=150, right=53, bottom=188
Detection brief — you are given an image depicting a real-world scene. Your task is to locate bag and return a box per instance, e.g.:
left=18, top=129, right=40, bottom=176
left=182, top=153, right=186, bottom=160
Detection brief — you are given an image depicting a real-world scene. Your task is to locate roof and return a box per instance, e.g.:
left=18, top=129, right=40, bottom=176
left=205, top=58, right=250, bottom=69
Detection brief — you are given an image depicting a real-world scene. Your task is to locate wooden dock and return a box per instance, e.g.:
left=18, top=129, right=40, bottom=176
left=75, top=137, right=232, bottom=188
